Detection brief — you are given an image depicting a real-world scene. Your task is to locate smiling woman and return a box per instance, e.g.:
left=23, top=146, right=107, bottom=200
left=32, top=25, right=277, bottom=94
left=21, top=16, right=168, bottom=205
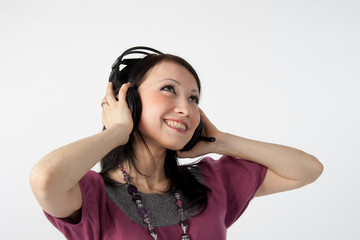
left=30, top=46, right=323, bottom=240
left=137, top=61, right=201, bottom=151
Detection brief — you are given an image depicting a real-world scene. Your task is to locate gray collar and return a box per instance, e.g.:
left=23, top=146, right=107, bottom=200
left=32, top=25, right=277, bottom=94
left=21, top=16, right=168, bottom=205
left=105, top=166, right=202, bottom=227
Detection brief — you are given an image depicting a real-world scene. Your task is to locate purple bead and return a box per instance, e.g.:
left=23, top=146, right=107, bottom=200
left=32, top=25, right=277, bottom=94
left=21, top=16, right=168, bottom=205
left=124, top=175, right=130, bottom=182
left=132, top=194, right=142, bottom=203
left=127, top=184, right=138, bottom=195
left=176, top=199, right=183, bottom=207
left=139, top=208, right=148, bottom=217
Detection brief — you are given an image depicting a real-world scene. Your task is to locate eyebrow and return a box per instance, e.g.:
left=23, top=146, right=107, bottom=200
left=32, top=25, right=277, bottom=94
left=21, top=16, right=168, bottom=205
left=159, top=78, right=199, bottom=93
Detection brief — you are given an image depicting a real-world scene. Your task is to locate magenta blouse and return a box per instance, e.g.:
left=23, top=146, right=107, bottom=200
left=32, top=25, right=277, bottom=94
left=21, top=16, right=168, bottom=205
left=45, top=156, right=267, bottom=239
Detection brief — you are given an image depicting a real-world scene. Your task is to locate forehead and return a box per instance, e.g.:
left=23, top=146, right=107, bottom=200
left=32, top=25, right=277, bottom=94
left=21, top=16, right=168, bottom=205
left=140, top=61, right=199, bottom=90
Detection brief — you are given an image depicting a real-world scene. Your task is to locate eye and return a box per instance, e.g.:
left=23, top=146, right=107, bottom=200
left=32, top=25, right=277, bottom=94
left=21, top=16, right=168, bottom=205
left=161, top=85, right=176, bottom=94
left=188, top=95, right=199, bottom=104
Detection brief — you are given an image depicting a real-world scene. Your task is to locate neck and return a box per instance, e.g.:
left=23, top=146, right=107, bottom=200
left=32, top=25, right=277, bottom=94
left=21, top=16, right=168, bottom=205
left=113, top=135, right=170, bottom=194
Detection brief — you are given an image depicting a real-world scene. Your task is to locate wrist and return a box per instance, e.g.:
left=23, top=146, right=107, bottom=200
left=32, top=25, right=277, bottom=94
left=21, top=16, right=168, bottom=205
left=103, top=124, right=131, bottom=147
left=212, top=131, right=230, bottom=155
left=213, top=132, right=246, bottom=157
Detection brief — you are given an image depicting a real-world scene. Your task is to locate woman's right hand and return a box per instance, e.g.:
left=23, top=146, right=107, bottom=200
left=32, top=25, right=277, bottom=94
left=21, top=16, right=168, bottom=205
left=30, top=82, right=135, bottom=220
left=101, top=82, right=134, bottom=145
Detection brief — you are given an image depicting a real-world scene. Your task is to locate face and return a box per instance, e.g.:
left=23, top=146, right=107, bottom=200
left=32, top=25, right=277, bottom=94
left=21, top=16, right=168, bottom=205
left=137, top=60, right=201, bottom=151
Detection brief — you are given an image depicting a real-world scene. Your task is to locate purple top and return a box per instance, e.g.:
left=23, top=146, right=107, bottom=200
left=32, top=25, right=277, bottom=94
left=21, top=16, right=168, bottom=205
left=45, top=156, right=267, bottom=239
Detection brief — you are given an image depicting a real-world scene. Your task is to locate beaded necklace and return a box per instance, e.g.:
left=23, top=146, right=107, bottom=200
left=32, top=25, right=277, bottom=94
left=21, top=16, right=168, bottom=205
left=119, top=165, right=191, bottom=240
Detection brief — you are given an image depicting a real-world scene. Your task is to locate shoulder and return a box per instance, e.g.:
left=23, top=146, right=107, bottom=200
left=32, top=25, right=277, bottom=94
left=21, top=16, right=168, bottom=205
left=43, top=171, right=108, bottom=238
left=198, top=155, right=267, bottom=188
left=197, top=155, right=267, bottom=227
left=78, top=170, right=106, bottom=200
left=199, top=155, right=265, bottom=172
left=80, top=170, right=104, bottom=185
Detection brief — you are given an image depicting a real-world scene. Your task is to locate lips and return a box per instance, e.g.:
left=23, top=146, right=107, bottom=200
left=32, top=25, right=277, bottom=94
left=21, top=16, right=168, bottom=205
left=164, top=119, right=188, bottom=132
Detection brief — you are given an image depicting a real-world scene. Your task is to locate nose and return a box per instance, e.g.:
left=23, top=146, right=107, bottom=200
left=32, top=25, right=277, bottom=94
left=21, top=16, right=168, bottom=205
left=174, top=98, right=191, bottom=116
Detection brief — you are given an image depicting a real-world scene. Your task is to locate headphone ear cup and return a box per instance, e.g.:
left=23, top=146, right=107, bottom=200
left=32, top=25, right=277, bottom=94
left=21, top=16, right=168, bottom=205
left=103, top=86, right=141, bottom=132
left=125, top=86, right=142, bottom=128
left=180, top=118, right=203, bottom=152
left=109, top=68, right=122, bottom=90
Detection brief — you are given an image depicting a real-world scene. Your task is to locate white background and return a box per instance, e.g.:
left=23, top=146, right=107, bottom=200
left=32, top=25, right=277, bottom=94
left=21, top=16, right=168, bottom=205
left=1, top=0, right=359, bottom=239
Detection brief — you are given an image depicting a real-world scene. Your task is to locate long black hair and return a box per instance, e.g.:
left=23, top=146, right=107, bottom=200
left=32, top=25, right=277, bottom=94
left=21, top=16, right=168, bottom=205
left=99, top=51, right=211, bottom=213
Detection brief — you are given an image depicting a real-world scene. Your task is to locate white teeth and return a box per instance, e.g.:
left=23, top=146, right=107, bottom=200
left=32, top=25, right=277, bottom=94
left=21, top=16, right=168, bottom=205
left=166, top=120, right=187, bottom=131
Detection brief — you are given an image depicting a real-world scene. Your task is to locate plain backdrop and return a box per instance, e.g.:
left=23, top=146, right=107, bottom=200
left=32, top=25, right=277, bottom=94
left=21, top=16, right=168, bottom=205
left=1, top=0, right=359, bottom=239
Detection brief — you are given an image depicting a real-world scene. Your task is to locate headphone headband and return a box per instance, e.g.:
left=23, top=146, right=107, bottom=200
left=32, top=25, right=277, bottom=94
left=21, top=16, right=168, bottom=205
left=109, top=46, right=163, bottom=88
left=111, top=46, right=163, bottom=69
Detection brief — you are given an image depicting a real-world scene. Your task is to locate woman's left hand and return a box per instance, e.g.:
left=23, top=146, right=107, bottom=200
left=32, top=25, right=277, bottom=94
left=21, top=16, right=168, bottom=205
left=177, top=108, right=221, bottom=158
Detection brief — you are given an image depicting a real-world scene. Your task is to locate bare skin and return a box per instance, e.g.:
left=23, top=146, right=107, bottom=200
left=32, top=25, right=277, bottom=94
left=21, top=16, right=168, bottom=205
left=30, top=61, right=323, bottom=224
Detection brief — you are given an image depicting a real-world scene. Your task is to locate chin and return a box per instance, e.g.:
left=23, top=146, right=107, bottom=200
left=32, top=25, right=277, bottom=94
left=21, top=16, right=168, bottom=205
left=165, top=145, right=184, bottom=151
left=162, top=141, right=188, bottom=151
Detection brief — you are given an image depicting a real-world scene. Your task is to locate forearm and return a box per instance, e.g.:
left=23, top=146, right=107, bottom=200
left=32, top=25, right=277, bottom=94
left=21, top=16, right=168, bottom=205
left=215, top=132, right=323, bottom=184
left=30, top=125, right=126, bottom=197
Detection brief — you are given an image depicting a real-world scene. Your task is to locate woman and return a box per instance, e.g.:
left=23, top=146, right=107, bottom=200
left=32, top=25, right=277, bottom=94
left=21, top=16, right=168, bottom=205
left=30, top=47, right=323, bottom=240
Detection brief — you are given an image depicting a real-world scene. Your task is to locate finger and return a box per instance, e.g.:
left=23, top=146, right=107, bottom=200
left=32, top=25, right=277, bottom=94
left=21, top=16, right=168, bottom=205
left=105, top=82, right=114, bottom=95
left=117, top=83, right=131, bottom=102
left=176, top=150, right=191, bottom=158
left=176, top=151, right=185, bottom=158
left=101, top=101, right=109, bottom=109
left=104, top=82, right=117, bottom=105
left=176, top=148, right=199, bottom=159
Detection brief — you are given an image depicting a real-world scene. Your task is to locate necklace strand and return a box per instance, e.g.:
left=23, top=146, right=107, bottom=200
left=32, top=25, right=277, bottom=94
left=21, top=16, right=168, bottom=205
left=119, top=165, right=191, bottom=240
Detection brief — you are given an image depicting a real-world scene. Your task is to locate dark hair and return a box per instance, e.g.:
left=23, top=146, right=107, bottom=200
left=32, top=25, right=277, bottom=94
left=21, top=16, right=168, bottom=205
left=99, top=53, right=211, bottom=212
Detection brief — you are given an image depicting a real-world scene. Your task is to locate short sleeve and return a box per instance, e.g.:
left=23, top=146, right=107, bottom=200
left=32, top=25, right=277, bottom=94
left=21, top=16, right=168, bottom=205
left=199, top=155, right=267, bottom=228
left=44, top=170, right=106, bottom=240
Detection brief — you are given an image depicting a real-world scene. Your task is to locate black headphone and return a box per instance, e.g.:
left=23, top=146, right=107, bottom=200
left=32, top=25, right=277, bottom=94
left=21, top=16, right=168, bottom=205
left=108, top=46, right=215, bottom=152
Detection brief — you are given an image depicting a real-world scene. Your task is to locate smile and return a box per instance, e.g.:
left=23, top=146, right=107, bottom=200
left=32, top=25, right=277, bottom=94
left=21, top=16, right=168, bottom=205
left=164, top=119, right=188, bottom=132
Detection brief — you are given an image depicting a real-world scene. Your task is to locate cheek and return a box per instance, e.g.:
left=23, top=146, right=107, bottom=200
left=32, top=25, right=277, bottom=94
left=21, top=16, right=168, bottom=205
left=141, top=94, right=170, bottom=114
left=191, top=109, right=201, bottom=130
left=138, top=93, right=169, bottom=131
